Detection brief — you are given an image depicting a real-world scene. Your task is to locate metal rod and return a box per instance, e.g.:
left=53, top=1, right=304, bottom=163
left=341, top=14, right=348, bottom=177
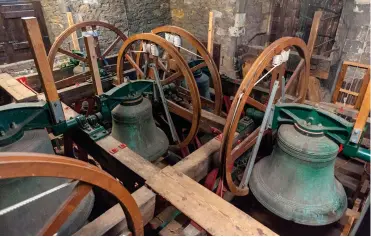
left=350, top=193, right=370, bottom=236
left=239, top=80, right=280, bottom=188
left=150, top=64, right=180, bottom=143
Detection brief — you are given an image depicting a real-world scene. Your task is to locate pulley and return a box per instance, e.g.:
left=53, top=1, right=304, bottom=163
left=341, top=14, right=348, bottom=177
left=249, top=123, right=347, bottom=226
left=111, top=93, right=169, bottom=161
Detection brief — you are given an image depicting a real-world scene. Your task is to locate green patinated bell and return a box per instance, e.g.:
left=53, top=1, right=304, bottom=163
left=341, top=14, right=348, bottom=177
left=249, top=124, right=347, bottom=226
left=111, top=94, right=169, bottom=161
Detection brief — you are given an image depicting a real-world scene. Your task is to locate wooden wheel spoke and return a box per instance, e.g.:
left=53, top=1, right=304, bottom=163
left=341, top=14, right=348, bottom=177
left=162, top=62, right=207, bottom=85
left=57, top=48, right=87, bottom=62
left=125, top=53, right=145, bottom=78
left=38, top=182, right=92, bottom=236
left=246, top=97, right=266, bottom=111
left=102, top=36, right=121, bottom=58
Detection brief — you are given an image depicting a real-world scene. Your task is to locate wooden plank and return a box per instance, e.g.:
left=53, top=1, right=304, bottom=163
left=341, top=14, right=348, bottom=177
left=66, top=12, right=80, bottom=51
left=146, top=166, right=277, bottom=236
left=22, top=17, right=58, bottom=102
left=84, top=35, right=103, bottom=95
left=73, top=186, right=156, bottom=236
left=0, top=73, right=37, bottom=102
left=96, top=135, right=160, bottom=181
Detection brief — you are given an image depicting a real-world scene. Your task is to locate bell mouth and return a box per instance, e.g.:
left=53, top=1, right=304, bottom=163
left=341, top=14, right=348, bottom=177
left=120, top=93, right=143, bottom=106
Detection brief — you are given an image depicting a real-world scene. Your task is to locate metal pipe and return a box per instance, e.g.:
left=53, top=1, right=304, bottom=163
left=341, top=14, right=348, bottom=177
left=239, top=80, right=280, bottom=188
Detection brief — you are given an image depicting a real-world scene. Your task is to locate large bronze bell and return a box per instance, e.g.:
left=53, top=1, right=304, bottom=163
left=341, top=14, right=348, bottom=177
left=111, top=94, right=169, bottom=161
left=249, top=124, right=347, bottom=226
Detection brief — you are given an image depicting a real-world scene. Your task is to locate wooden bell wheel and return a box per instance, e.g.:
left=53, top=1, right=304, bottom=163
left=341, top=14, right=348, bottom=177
left=151, top=26, right=223, bottom=116
left=219, top=37, right=311, bottom=196
left=47, top=21, right=128, bottom=87
left=116, top=33, right=202, bottom=149
left=0, top=152, right=143, bottom=235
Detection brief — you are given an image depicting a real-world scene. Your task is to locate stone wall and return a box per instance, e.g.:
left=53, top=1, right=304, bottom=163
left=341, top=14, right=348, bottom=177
left=40, top=0, right=171, bottom=49
left=169, top=0, right=237, bottom=76
left=169, top=0, right=272, bottom=76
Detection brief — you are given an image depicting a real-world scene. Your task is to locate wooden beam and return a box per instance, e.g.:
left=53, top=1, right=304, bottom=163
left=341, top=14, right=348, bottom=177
left=146, top=166, right=277, bottom=236
left=73, top=186, right=156, bottom=236
left=66, top=12, right=80, bottom=51
left=174, top=134, right=237, bottom=182
left=167, top=100, right=225, bottom=133
left=84, top=35, right=103, bottom=95
left=22, top=17, right=59, bottom=102
left=96, top=136, right=160, bottom=181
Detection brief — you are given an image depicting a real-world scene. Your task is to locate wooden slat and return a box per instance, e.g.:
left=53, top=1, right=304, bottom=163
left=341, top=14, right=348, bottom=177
left=339, top=88, right=359, bottom=97
left=96, top=135, right=160, bottom=181
left=73, top=186, right=156, bottom=236
left=22, top=17, right=59, bottom=102
left=84, top=35, right=103, bottom=95
left=66, top=12, right=80, bottom=51
left=146, top=166, right=277, bottom=236
left=0, top=73, right=37, bottom=102
left=207, top=11, right=214, bottom=55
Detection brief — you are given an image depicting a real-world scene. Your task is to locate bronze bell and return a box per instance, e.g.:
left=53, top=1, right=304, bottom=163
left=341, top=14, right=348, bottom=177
left=249, top=124, right=347, bottom=226
left=111, top=94, right=169, bottom=161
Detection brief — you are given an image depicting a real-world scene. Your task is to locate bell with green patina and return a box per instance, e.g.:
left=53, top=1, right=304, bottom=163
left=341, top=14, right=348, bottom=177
left=249, top=124, right=347, bottom=226
left=111, top=94, right=169, bottom=161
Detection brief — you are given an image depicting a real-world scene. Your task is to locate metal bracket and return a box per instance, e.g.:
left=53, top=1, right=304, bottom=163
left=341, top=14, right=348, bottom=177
left=350, top=129, right=362, bottom=144
left=49, top=100, right=65, bottom=124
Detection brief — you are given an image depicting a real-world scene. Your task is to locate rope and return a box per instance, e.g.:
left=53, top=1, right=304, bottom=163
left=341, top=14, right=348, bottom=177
left=0, top=180, right=76, bottom=216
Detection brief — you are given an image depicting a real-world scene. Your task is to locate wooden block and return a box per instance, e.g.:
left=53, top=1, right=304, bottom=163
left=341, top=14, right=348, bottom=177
left=146, top=166, right=277, bottom=236
left=73, top=186, right=156, bottom=236
left=0, top=73, right=37, bottom=102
